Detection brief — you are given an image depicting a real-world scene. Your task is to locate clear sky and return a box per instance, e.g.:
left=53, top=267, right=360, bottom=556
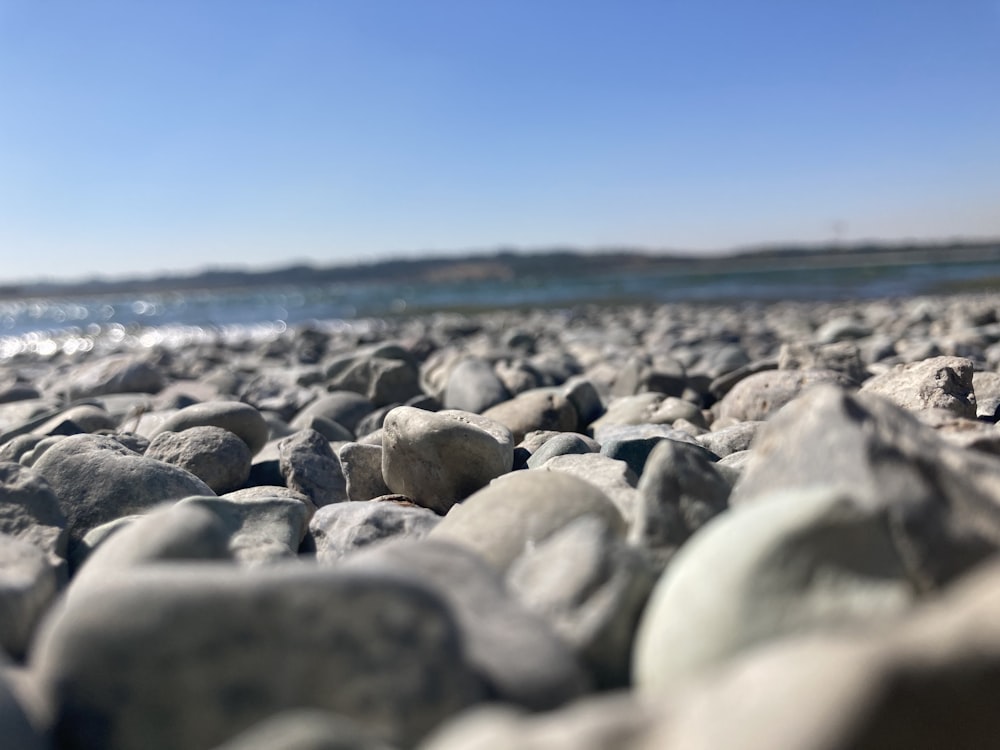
left=1, top=1, right=998, bottom=283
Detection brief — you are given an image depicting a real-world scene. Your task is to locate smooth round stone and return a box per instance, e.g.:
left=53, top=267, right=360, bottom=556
left=292, top=392, right=376, bottom=437
left=31, top=434, right=214, bottom=553
left=31, top=564, right=489, bottom=750
left=382, top=407, right=514, bottom=514
left=145, top=426, right=252, bottom=494
left=562, top=377, right=605, bottom=430
left=481, top=388, right=578, bottom=443
left=429, top=470, right=626, bottom=572
left=149, top=401, right=270, bottom=456
left=443, top=357, right=510, bottom=414
left=32, top=404, right=118, bottom=437
left=632, top=487, right=915, bottom=695
left=525, top=433, right=599, bottom=469
left=290, top=414, right=354, bottom=442
left=69, top=503, right=231, bottom=596
left=695, top=421, right=763, bottom=458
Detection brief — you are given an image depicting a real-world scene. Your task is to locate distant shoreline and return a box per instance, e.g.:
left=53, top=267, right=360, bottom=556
left=2, top=240, right=999, bottom=301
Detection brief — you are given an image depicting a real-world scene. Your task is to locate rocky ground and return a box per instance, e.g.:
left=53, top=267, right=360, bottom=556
left=4, top=293, right=1000, bottom=749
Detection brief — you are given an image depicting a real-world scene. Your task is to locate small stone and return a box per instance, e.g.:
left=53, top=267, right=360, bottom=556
left=562, top=377, right=604, bottom=430
left=525, top=433, right=599, bottom=469
left=443, top=357, right=510, bottom=413
left=150, top=401, right=270, bottom=456
left=695, top=421, right=762, bottom=458
left=382, top=407, right=514, bottom=514
left=32, top=434, right=214, bottom=554
left=278, top=429, right=349, bottom=508
left=145, top=426, right=252, bottom=494
left=481, top=388, right=578, bottom=443
left=633, top=438, right=732, bottom=552
left=292, top=392, right=376, bottom=436
left=32, top=404, right=118, bottom=437
left=591, top=392, right=705, bottom=434
left=338, top=443, right=391, bottom=502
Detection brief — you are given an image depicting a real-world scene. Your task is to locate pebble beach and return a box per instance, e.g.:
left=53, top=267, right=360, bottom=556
left=5, top=290, right=1000, bottom=749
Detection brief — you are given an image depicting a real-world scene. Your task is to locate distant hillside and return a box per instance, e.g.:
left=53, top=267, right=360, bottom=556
left=1, top=240, right=998, bottom=300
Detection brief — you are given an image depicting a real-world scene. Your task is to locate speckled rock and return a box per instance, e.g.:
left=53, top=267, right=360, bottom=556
left=860, top=355, right=977, bottom=418
left=310, top=500, right=440, bottom=562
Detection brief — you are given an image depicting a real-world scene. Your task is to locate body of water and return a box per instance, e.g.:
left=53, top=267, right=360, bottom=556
left=2, top=255, right=1000, bottom=361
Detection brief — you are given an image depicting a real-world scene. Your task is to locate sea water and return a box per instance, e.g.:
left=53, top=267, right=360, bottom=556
left=2, top=256, right=999, bottom=361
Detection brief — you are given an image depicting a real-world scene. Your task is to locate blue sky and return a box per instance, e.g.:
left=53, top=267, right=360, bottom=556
left=1, top=1, right=998, bottom=283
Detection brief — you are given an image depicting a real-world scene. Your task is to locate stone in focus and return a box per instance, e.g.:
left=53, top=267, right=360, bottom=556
left=381, top=407, right=514, bottom=514
left=145, top=426, right=252, bottom=494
